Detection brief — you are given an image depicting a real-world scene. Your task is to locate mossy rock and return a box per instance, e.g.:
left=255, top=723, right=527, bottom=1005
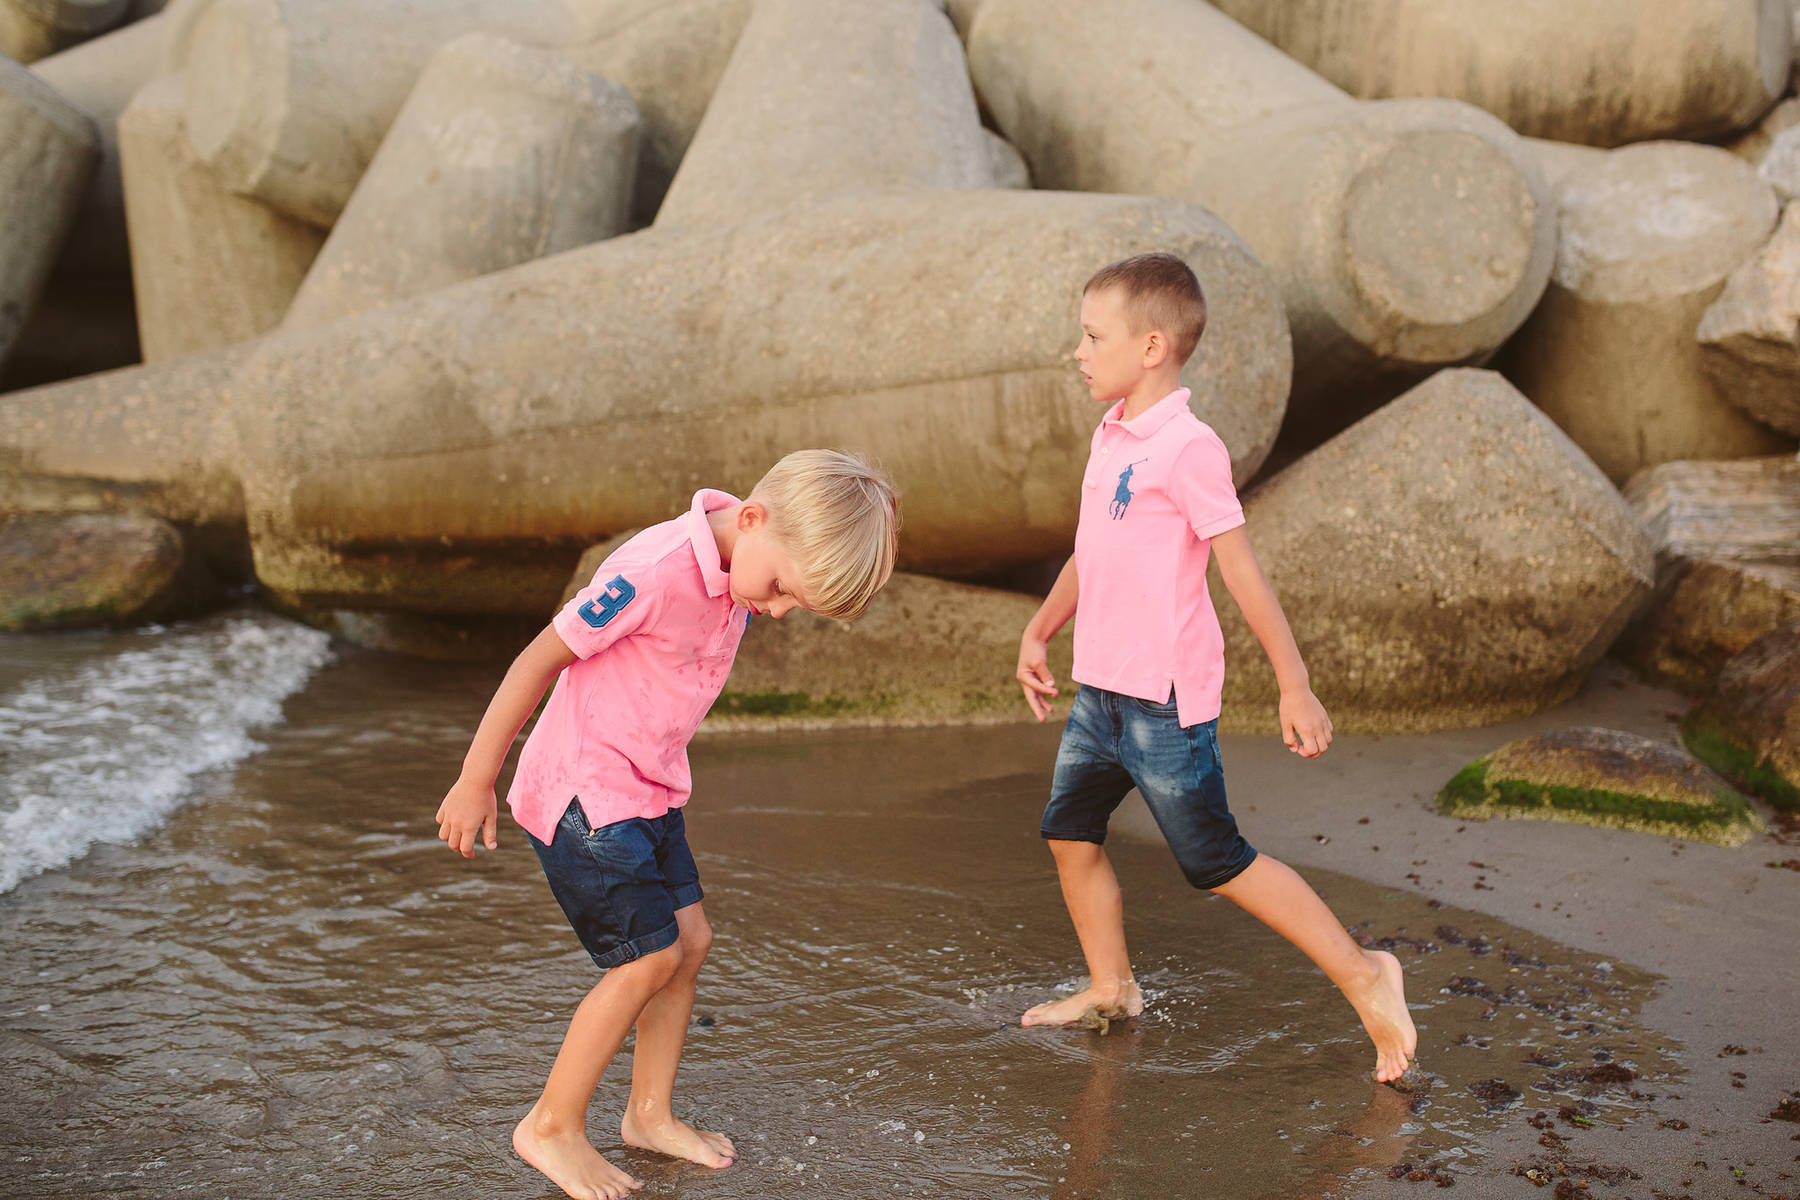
left=0, top=512, right=185, bottom=632
left=1680, top=622, right=1800, bottom=811
left=1437, top=726, right=1763, bottom=846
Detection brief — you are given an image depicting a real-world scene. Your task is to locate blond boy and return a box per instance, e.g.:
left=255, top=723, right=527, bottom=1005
left=436, top=450, right=898, bottom=1200
left=1015, top=253, right=1416, bottom=1083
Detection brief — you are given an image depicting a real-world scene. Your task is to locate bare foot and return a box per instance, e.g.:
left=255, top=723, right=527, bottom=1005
left=620, top=1110, right=735, bottom=1168
left=1347, top=949, right=1417, bottom=1083
left=1021, top=979, right=1144, bottom=1027
left=513, top=1105, right=643, bottom=1200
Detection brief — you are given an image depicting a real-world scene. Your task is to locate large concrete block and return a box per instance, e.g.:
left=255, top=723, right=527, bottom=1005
left=176, top=0, right=747, bottom=229
left=224, top=191, right=1289, bottom=614
left=0, top=53, right=98, bottom=371
left=1699, top=203, right=1800, bottom=437
left=1207, top=0, right=1793, bottom=148
left=0, top=0, right=127, bottom=62
left=655, top=0, right=993, bottom=228
left=117, top=73, right=324, bottom=359
left=1503, top=141, right=1791, bottom=484
left=966, top=0, right=1555, bottom=436
left=1213, top=368, right=1654, bottom=734
left=281, top=34, right=639, bottom=331
left=0, top=510, right=184, bottom=630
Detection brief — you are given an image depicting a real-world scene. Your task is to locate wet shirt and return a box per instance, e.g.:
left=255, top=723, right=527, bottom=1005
left=506, top=489, right=750, bottom=844
left=1071, top=387, right=1245, bottom=728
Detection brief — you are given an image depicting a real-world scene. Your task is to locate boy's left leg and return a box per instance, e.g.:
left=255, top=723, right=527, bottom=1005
left=619, top=901, right=737, bottom=1167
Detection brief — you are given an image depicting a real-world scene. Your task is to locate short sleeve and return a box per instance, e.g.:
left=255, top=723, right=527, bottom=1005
left=1168, top=428, right=1244, bottom=540
left=552, top=559, right=660, bottom=660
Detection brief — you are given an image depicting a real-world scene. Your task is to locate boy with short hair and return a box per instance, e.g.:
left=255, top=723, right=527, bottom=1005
left=1014, top=253, right=1416, bottom=1083
left=436, top=449, right=899, bottom=1200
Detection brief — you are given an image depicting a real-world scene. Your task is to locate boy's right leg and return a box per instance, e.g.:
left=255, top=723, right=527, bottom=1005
left=1022, top=838, right=1145, bottom=1026
left=513, top=943, right=684, bottom=1200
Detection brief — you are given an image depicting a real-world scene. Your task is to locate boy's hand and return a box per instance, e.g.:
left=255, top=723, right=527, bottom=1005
left=436, top=778, right=499, bottom=857
left=1017, top=634, right=1060, bottom=721
left=1280, top=689, right=1333, bottom=758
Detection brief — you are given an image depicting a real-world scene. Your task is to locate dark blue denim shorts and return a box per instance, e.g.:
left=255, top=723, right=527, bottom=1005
left=527, top=797, right=703, bottom=970
left=1041, top=685, right=1257, bottom=890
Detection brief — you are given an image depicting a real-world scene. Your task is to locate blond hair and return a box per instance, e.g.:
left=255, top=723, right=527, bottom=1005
left=750, top=449, right=900, bottom=620
left=1083, top=251, right=1208, bottom=366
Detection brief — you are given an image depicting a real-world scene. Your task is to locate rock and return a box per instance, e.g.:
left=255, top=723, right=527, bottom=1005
left=117, top=73, right=325, bottom=360
left=0, top=510, right=184, bottom=630
left=1206, top=0, right=1793, bottom=147
left=0, top=271, right=137, bottom=390
left=655, top=0, right=992, bottom=228
left=0, top=54, right=98, bottom=371
left=715, top=572, right=1072, bottom=725
left=1214, top=368, right=1654, bottom=734
left=1502, top=141, right=1790, bottom=484
left=288, top=608, right=542, bottom=661
left=1436, top=727, right=1762, bottom=847
left=1682, top=622, right=1800, bottom=810
left=1760, top=127, right=1800, bottom=203
left=1697, top=203, right=1800, bottom=436
left=1618, top=457, right=1800, bottom=692
left=967, top=0, right=1555, bottom=437
left=281, top=34, right=640, bottom=331
left=982, top=129, right=1029, bottom=189
left=176, top=0, right=748, bottom=229
left=0, top=0, right=128, bottom=63
left=1727, top=95, right=1800, bottom=165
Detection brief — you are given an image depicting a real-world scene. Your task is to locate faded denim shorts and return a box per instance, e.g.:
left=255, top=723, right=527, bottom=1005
left=527, top=797, right=703, bottom=970
left=1041, top=685, right=1257, bottom=890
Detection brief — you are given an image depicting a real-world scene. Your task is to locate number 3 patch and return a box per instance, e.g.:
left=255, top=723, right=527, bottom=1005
left=577, top=574, right=637, bottom=629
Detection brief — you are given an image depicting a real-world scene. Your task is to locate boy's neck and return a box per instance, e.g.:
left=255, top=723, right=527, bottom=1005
left=1117, top=368, right=1184, bottom=422
left=707, top=504, right=741, bottom=567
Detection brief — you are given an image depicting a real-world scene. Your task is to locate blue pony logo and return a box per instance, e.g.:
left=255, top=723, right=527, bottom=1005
left=1110, top=459, right=1149, bottom=519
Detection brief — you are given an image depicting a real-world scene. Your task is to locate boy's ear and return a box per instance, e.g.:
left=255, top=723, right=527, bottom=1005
left=737, top=500, right=768, bottom=532
left=1141, top=329, right=1170, bottom=368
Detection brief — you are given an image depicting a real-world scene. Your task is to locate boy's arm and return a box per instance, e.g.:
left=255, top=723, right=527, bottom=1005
left=1210, top=526, right=1333, bottom=758
left=1017, top=556, right=1078, bottom=721
left=435, top=623, right=578, bottom=857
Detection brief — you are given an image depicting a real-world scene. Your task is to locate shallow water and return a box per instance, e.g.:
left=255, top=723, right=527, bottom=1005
left=0, top=625, right=1678, bottom=1198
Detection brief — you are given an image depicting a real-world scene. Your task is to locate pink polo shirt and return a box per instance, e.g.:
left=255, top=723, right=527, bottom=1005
left=506, top=489, right=750, bottom=844
left=1071, top=387, right=1245, bottom=728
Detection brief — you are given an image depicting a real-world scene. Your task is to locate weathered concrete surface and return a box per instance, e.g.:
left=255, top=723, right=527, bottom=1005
left=0, top=54, right=98, bottom=371
left=1618, top=456, right=1800, bottom=692
left=967, top=0, right=1555, bottom=433
left=1760, top=126, right=1800, bottom=202
left=118, top=73, right=324, bottom=359
left=1728, top=94, right=1800, bottom=165
left=1436, top=727, right=1762, bottom=846
left=1207, top=0, right=1793, bottom=147
left=287, top=607, right=541, bottom=660
left=281, top=34, right=639, bottom=331
left=1698, top=203, right=1800, bottom=437
left=1682, top=622, right=1800, bottom=810
left=656, top=0, right=992, bottom=228
left=1212, top=368, right=1654, bottom=734
left=219, top=190, right=1288, bottom=615
left=0, top=0, right=128, bottom=62
left=0, top=272, right=137, bottom=390
left=176, top=0, right=748, bottom=229
left=1503, top=141, right=1791, bottom=483
left=0, top=510, right=184, bottom=630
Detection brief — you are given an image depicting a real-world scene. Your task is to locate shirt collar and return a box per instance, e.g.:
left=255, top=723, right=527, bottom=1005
left=1102, top=387, right=1191, bottom=438
left=684, top=488, right=739, bottom=598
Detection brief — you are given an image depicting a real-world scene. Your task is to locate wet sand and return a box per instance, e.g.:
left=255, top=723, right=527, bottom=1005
left=0, top=635, right=1793, bottom=1198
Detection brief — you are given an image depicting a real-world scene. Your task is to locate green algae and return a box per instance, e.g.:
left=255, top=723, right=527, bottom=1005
left=1437, top=757, right=1761, bottom=846
left=1681, top=714, right=1800, bottom=812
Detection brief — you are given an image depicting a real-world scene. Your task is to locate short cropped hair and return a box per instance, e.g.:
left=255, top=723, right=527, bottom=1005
left=750, top=449, right=900, bottom=621
left=1083, top=252, right=1208, bottom=366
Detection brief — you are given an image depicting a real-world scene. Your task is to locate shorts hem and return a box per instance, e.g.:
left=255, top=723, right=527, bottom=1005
left=1040, top=827, right=1107, bottom=844
left=1188, top=846, right=1258, bottom=891
left=669, top=882, right=704, bottom=910
left=586, top=916, right=681, bottom=971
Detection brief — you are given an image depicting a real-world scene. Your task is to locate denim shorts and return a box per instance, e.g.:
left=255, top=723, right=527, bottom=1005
left=527, top=797, right=703, bottom=970
left=1041, top=685, right=1257, bottom=890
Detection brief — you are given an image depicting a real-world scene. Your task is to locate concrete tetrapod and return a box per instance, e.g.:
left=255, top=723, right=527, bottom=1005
left=655, top=0, right=994, bottom=228
left=117, top=73, right=324, bottom=359
left=0, top=0, right=127, bottom=63
left=175, top=0, right=749, bottom=228
left=1211, top=368, right=1654, bottom=735
left=281, top=34, right=639, bottom=331
left=1698, top=203, right=1800, bottom=437
left=1206, top=0, right=1793, bottom=148
left=1503, top=141, right=1790, bottom=484
left=0, top=53, right=98, bottom=371
left=966, top=0, right=1556, bottom=436
left=223, top=190, right=1289, bottom=615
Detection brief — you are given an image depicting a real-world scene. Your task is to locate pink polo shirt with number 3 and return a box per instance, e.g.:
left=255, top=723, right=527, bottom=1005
left=1071, top=387, right=1245, bottom=728
left=506, top=489, right=750, bottom=845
